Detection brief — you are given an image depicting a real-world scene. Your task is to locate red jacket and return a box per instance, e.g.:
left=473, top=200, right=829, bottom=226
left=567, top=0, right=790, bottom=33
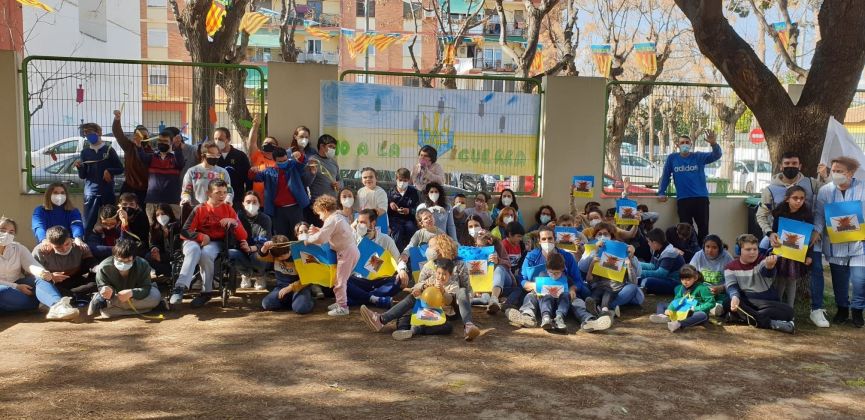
left=181, top=202, right=248, bottom=244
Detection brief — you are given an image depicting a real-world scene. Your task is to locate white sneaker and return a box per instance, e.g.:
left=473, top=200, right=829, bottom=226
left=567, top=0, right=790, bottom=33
left=46, top=297, right=79, bottom=321
left=810, top=309, right=830, bottom=328
left=327, top=302, right=339, bottom=311
left=328, top=306, right=349, bottom=316
left=239, top=275, right=252, bottom=289
left=614, top=306, right=621, bottom=318
left=649, top=314, right=670, bottom=324
left=709, top=303, right=724, bottom=317
left=254, top=278, right=267, bottom=290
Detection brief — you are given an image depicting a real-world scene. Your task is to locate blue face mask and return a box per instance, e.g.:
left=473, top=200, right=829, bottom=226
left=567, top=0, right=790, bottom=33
left=680, top=144, right=691, bottom=154
left=276, top=160, right=290, bottom=169
left=86, top=133, right=100, bottom=144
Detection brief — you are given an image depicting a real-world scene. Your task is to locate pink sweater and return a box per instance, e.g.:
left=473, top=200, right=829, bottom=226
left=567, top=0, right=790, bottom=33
left=307, top=212, right=356, bottom=253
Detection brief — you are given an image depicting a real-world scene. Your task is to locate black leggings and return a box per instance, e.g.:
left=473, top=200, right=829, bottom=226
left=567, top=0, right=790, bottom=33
left=677, top=197, right=710, bottom=244
left=728, top=295, right=794, bottom=329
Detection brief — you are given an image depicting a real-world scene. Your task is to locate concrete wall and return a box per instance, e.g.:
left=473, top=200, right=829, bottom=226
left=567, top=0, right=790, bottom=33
left=266, top=62, right=339, bottom=146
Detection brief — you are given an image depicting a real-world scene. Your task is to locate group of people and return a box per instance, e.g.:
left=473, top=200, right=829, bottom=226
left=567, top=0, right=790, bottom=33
left=1, top=119, right=863, bottom=342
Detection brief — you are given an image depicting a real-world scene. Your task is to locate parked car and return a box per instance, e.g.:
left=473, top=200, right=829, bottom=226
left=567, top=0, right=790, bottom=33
left=31, top=155, right=125, bottom=191
left=602, top=174, right=657, bottom=197
left=704, top=160, right=772, bottom=193
left=31, top=134, right=130, bottom=169
left=619, top=154, right=662, bottom=187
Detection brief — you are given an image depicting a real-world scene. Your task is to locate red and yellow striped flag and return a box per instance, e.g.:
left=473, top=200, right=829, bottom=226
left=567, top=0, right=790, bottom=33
left=306, top=26, right=335, bottom=40
left=443, top=43, right=456, bottom=65
left=370, top=34, right=400, bottom=52
left=16, top=0, right=55, bottom=12
left=347, top=33, right=372, bottom=59
left=206, top=0, right=227, bottom=37
left=530, top=52, right=543, bottom=74
left=239, top=12, right=269, bottom=35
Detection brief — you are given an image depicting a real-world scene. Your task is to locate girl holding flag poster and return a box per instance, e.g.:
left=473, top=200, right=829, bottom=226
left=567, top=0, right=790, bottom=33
left=580, top=222, right=641, bottom=318
left=768, top=186, right=815, bottom=308
left=814, top=156, right=865, bottom=327
left=649, top=265, right=715, bottom=332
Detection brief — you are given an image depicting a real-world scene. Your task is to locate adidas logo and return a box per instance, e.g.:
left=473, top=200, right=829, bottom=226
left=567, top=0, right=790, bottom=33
left=673, top=165, right=699, bottom=173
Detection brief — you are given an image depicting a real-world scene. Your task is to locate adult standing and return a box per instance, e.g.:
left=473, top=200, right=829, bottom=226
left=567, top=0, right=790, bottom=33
left=292, top=125, right=318, bottom=161
left=411, top=145, right=445, bottom=191
left=246, top=115, right=280, bottom=201
left=214, top=127, right=252, bottom=211
left=251, top=147, right=308, bottom=239
left=112, top=112, right=151, bottom=205
left=75, top=122, right=124, bottom=232
left=755, top=151, right=828, bottom=327
left=304, top=135, right=342, bottom=225
left=657, top=130, right=721, bottom=244
left=814, top=156, right=865, bottom=328
left=139, top=128, right=185, bottom=222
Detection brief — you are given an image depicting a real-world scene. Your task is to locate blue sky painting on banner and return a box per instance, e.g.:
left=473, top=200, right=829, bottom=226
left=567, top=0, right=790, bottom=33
left=320, top=81, right=540, bottom=176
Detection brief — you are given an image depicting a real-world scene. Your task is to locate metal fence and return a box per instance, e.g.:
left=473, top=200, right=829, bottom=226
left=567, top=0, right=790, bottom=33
left=335, top=70, right=543, bottom=196
left=21, top=56, right=266, bottom=193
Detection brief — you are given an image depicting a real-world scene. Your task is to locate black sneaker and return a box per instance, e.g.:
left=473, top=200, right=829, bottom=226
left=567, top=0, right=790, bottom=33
left=834, top=307, right=850, bottom=325
left=169, top=286, right=187, bottom=305
left=770, top=320, right=796, bottom=334
left=87, top=295, right=107, bottom=316
left=852, top=309, right=864, bottom=328
left=585, top=297, right=599, bottom=316
left=190, top=293, right=212, bottom=308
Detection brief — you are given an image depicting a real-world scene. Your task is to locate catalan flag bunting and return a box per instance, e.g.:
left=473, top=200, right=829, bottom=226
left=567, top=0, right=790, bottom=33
left=306, top=26, right=335, bottom=40
left=17, top=0, right=54, bottom=12
left=667, top=294, right=697, bottom=321
left=615, top=198, right=640, bottom=226
left=291, top=243, right=337, bottom=287
left=772, top=22, right=790, bottom=50
left=531, top=52, right=543, bottom=75
left=591, top=240, right=628, bottom=282
left=410, top=296, right=447, bottom=326
left=634, top=42, right=657, bottom=75
left=572, top=175, right=595, bottom=198
left=534, top=276, right=568, bottom=297
left=370, top=34, right=402, bottom=52
left=443, top=43, right=456, bottom=65
left=346, top=33, right=372, bottom=59
left=458, top=246, right=495, bottom=293
left=773, top=217, right=813, bottom=263
left=408, top=245, right=428, bottom=283
left=824, top=201, right=865, bottom=244
left=591, top=44, right=613, bottom=78
left=205, top=0, right=228, bottom=37
left=239, top=11, right=269, bottom=35
left=354, top=237, right=398, bottom=280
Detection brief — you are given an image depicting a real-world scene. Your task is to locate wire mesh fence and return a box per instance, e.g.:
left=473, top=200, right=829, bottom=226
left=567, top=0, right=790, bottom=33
left=334, top=70, right=542, bottom=196
left=22, top=56, right=266, bottom=192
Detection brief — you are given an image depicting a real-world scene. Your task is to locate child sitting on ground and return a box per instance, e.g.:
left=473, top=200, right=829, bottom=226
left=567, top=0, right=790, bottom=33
left=649, top=265, right=715, bottom=332
left=582, top=222, right=641, bottom=318
left=666, top=223, right=700, bottom=263
left=86, top=204, right=123, bottom=259
left=639, top=228, right=686, bottom=295
left=689, top=234, right=733, bottom=316
left=259, top=234, right=313, bottom=314
left=537, top=252, right=571, bottom=332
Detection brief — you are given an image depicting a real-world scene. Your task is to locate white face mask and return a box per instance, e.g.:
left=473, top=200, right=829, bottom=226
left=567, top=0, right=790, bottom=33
left=832, top=172, right=849, bottom=186
left=216, top=140, right=226, bottom=151
left=397, top=181, right=408, bottom=191
left=468, top=227, right=480, bottom=237
left=503, top=216, right=514, bottom=225
left=244, top=203, right=260, bottom=216
left=298, top=232, right=309, bottom=241
left=356, top=223, right=369, bottom=237
left=298, top=138, right=309, bottom=148
left=540, top=214, right=551, bottom=224
left=341, top=197, right=354, bottom=208
left=425, top=247, right=438, bottom=261
left=157, top=215, right=170, bottom=226
left=55, top=246, right=73, bottom=256
left=114, top=258, right=133, bottom=272
left=51, top=194, right=66, bottom=207
left=501, top=196, right=513, bottom=206
left=454, top=202, right=466, bottom=211
left=540, top=242, right=555, bottom=253
left=325, top=148, right=336, bottom=159
left=590, top=219, right=601, bottom=227
left=429, top=192, right=440, bottom=203
left=596, top=234, right=611, bottom=241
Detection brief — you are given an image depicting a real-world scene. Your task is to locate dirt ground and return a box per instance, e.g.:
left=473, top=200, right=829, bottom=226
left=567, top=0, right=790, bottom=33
left=2, top=291, right=865, bottom=419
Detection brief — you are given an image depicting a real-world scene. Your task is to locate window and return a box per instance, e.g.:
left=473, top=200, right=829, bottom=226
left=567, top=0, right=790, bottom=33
left=356, top=0, right=375, bottom=17
left=308, top=0, right=323, bottom=18
left=253, top=48, right=272, bottom=62
left=51, top=140, right=78, bottom=155
left=368, top=45, right=376, bottom=56
left=45, top=158, right=71, bottom=175
left=403, top=2, right=421, bottom=18
left=307, top=40, right=322, bottom=54
left=148, top=65, right=168, bottom=86
left=148, top=29, right=168, bottom=47
left=146, top=0, right=167, bottom=6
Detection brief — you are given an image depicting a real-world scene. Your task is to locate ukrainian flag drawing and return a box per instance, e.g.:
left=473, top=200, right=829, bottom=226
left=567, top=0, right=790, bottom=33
left=582, top=239, right=598, bottom=259
left=410, top=297, right=446, bottom=326
left=773, top=217, right=813, bottom=263
left=409, top=245, right=428, bottom=283
left=534, top=276, right=568, bottom=297
left=668, top=295, right=697, bottom=321
left=824, top=201, right=865, bottom=243
left=458, top=246, right=495, bottom=293
left=572, top=175, right=595, bottom=198
left=291, top=243, right=337, bottom=287
left=615, top=198, right=639, bottom=226
left=354, top=237, right=398, bottom=280
left=591, top=239, right=628, bottom=282
left=555, top=226, right=580, bottom=252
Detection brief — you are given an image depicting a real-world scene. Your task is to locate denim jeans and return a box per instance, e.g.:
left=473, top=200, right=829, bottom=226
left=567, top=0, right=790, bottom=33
left=656, top=302, right=708, bottom=329
left=828, top=262, right=865, bottom=310
left=492, top=265, right=523, bottom=306
left=810, top=251, right=825, bottom=310
left=261, top=272, right=314, bottom=313
left=346, top=276, right=400, bottom=306
left=0, top=278, right=39, bottom=312
left=641, top=277, right=678, bottom=295
left=228, top=249, right=269, bottom=276
left=609, top=283, right=645, bottom=310
left=539, top=293, right=570, bottom=317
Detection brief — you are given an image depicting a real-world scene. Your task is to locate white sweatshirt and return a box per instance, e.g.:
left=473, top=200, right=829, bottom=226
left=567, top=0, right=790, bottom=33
left=0, top=242, right=47, bottom=288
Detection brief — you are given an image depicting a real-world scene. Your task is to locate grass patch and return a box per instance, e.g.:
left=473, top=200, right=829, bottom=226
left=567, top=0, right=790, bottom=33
left=844, top=378, right=865, bottom=388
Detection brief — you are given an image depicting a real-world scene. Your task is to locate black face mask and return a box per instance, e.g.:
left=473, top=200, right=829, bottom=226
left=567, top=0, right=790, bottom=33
left=262, top=143, right=275, bottom=153
left=157, top=143, right=171, bottom=153
left=782, top=167, right=799, bottom=179
left=206, top=157, right=220, bottom=166
left=121, top=206, right=137, bottom=215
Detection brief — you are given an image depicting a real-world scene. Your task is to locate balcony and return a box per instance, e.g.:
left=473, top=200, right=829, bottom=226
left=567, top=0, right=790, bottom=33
left=264, top=12, right=340, bottom=28
left=298, top=52, right=339, bottom=64
left=483, top=22, right=525, bottom=37
left=473, top=57, right=516, bottom=72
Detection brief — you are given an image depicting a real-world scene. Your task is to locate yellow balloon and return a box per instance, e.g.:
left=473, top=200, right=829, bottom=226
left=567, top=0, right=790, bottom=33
left=421, top=286, right=444, bottom=308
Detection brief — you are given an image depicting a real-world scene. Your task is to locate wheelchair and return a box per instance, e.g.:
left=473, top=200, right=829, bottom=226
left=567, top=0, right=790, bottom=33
left=167, top=219, right=240, bottom=309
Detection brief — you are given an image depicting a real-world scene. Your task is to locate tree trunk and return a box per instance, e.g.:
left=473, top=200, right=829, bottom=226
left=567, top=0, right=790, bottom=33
left=217, top=68, right=252, bottom=139
left=191, top=67, right=216, bottom=142
left=636, top=120, right=645, bottom=157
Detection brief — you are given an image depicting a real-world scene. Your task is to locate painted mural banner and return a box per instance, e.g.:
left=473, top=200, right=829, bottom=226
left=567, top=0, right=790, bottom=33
left=320, top=81, right=540, bottom=176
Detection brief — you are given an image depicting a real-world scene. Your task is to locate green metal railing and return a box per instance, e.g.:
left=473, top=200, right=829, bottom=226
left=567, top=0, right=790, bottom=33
left=21, top=56, right=266, bottom=193
left=335, top=70, right=543, bottom=196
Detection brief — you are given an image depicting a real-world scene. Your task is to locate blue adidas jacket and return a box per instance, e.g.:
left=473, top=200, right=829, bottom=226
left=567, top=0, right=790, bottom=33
left=657, top=143, right=722, bottom=199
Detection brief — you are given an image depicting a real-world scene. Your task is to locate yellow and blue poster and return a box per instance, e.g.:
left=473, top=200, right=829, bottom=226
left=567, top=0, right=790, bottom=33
left=582, top=239, right=598, bottom=259
left=555, top=226, right=580, bottom=252
left=410, top=297, right=446, bottom=327
left=615, top=198, right=639, bottom=226
left=409, top=245, right=428, bottom=282
left=535, top=276, right=568, bottom=298
left=321, top=81, right=540, bottom=177
left=458, top=246, right=495, bottom=293
left=572, top=176, right=595, bottom=198
left=591, top=240, right=628, bottom=282
left=354, top=237, right=398, bottom=280
left=667, top=295, right=697, bottom=321
left=291, top=243, right=337, bottom=287
left=824, top=201, right=865, bottom=243
left=773, top=217, right=813, bottom=263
